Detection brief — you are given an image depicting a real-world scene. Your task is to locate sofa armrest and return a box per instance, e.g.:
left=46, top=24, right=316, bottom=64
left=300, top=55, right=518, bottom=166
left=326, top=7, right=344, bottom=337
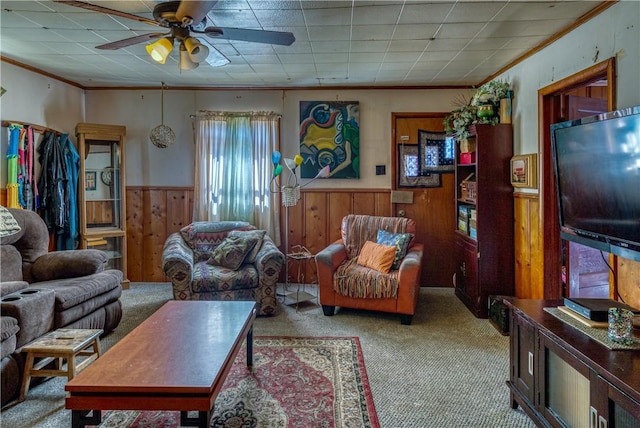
left=0, top=281, right=29, bottom=297
left=254, top=235, right=285, bottom=270
left=395, top=243, right=424, bottom=314
left=316, top=241, right=348, bottom=305
left=31, top=250, right=108, bottom=282
left=315, top=241, right=348, bottom=272
left=162, top=233, right=195, bottom=299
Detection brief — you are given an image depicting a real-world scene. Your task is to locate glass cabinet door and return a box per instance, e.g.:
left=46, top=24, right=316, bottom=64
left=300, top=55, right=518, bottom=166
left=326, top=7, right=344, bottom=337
left=77, top=123, right=128, bottom=287
left=83, top=139, right=122, bottom=230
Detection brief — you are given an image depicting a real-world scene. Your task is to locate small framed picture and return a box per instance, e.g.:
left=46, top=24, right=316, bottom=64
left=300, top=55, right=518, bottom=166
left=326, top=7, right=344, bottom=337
left=85, top=171, right=97, bottom=191
left=510, top=154, right=537, bottom=188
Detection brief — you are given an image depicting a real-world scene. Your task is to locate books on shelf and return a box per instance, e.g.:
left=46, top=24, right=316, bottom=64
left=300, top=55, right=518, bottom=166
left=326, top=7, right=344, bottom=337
left=563, top=297, right=640, bottom=322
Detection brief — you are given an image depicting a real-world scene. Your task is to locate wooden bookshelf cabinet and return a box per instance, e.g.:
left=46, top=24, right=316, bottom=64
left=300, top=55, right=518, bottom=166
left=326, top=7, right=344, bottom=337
left=454, top=124, right=514, bottom=318
left=76, top=123, right=129, bottom=288
left=506, top=299, right=640, bottom=427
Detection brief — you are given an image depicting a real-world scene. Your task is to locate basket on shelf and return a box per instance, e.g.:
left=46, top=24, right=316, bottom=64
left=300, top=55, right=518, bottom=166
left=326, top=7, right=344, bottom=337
left=460, top=173, right=477, bottom=202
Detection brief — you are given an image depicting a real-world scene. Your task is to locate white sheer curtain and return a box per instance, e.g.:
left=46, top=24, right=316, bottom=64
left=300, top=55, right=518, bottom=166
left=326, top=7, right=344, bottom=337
left=193, top=111, right=281, bottom=244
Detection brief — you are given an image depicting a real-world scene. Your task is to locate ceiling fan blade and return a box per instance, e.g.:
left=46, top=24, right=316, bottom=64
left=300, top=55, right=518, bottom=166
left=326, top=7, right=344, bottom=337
left=201, top=27, right=295, bottom=46
left=96, top=33, right=168, bottom=50
left=53, top=1, right=160, bottom=27
left=176, top=1, right=218, bottom=26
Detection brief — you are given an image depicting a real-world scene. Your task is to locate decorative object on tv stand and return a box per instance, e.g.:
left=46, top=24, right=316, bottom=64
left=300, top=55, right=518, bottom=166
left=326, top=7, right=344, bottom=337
left=149, top=82, right=175, bottom=148
left=270, top=151, right=330, bottom=286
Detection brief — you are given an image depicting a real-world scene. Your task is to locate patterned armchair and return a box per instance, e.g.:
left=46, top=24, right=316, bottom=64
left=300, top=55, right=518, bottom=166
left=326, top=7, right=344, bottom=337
left=162, top=221, right=285, bottom=316
left=316, top=215, right=424, bottom=325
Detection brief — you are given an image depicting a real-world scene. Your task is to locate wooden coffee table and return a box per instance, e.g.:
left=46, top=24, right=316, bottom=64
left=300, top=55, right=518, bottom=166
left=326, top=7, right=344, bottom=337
left=65, top=300, right=256, bottom=428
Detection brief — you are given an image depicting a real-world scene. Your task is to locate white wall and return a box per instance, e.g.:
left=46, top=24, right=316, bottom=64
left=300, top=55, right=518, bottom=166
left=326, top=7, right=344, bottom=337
left=84, top=87, right=468, bottom=187
left=0, top=62, right=84, bottom=186
left=497, top=1, right=639, bottom=157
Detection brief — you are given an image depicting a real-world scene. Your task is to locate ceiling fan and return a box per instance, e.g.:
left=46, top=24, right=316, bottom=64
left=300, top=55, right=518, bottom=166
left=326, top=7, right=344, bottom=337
left=54, top=0, right=295, bottom=69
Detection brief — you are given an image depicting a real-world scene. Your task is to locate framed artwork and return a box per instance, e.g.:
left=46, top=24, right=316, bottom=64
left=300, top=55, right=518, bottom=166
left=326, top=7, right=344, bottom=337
left=397, top=144, right=441, bottom=188
left=418, top=130, right=455, bottom=174
left=85, top=171, right=96, bottom=191
left=510, top=154, right=538, bottom=188
left=299, top=101, right=360, bottom=179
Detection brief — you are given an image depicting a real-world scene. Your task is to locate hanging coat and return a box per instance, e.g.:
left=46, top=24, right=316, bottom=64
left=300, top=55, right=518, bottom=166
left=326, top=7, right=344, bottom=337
left=38, top=131, right=68, bottom=237
left=58, top=133, right=80, bottom=250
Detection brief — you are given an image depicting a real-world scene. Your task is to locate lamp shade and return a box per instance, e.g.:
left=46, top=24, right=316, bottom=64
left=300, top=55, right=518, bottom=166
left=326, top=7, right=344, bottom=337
left=179, top=44, right=199, bottom=70
left=146, top=37, right=174, bottom=64
left=184, top=37, right=209, bottom=63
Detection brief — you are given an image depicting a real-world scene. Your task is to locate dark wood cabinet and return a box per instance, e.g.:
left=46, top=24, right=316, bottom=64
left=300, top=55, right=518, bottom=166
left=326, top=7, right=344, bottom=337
left=454, top=124, right=514, bottom=318
left=506, top=299, right=640, bottom=428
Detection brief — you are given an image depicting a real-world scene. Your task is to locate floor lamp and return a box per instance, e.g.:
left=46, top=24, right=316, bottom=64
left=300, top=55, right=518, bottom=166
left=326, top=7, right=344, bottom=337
left=270, top=152, right=330, bottom=292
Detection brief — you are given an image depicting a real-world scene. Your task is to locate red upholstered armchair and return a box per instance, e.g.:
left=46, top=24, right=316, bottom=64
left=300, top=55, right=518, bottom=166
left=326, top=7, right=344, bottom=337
left=315, top=215, right=423, bottom=325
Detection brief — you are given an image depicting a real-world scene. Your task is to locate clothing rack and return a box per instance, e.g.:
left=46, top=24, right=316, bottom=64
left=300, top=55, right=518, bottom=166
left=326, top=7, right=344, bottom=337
left=1, top=120, right=62, bottom=135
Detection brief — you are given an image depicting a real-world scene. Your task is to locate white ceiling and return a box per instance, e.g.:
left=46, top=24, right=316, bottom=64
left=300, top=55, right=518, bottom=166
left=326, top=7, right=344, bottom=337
left=0, top=0, right=606, bottom=88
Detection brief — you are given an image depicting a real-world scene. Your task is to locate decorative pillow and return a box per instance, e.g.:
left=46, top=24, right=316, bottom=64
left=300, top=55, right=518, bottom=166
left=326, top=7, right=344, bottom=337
left=376, top=230, right=412, bottom=270
left=206, top=234, right=259, bottom=270
left=0, top=206, right=21, bottom=238
left=180, top=221, right=254, bottom=260
left=227, top=229, right=266, bottom=264
left=356, top=241, right=396, bottom=274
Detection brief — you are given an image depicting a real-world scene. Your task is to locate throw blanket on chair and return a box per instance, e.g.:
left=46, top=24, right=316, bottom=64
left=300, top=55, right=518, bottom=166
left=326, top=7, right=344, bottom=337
left=334, top=259, right=399, bottom=299
left=333, top=215, right=413, bottom=299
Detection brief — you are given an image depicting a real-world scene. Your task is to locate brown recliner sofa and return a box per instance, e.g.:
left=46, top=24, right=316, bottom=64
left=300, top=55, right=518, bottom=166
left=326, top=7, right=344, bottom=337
left=0, top=208, right=123, bottom=407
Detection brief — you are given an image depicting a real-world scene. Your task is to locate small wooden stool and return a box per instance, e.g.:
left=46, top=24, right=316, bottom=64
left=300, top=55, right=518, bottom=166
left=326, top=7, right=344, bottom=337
left=19, top=328, right=103, bottom=401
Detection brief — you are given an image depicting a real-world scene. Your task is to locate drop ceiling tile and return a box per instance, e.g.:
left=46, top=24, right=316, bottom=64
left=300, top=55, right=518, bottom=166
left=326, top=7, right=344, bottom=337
left=253, top=9, right=306, bottom=26
left=307, top=26, right=351, bottom=41
left=349, top=52, right=387, bottom=62
left=205, top=9, right=260, bottom=27
left=498, top=2, right=599, bottom=21
left=309, top=41, right=351, bottom=53
left=445, top=2, right=508, bottom=23
left=349, top=41, right=390, bottom=53
left=437, top=23, right=488, bottom=39
left=392, top=24, right=441, bottom=40
left=351, top=25, right=396, bottom=41
left=388, top=39, right=431, bottom=52
left=273, top=53, right=315, bottom=64
left=398, top=3, right=456, bottom=24
left=351, top=4, right=404, bottom=25
left=302, top=6, right=354, bottom=27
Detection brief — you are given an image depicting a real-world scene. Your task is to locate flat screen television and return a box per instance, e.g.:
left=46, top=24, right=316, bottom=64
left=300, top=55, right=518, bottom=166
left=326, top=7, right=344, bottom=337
left=551, top=105, right=640, bottom=262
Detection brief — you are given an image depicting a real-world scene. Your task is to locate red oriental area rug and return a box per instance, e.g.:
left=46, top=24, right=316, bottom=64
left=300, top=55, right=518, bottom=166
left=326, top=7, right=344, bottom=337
left=99, top=336, right=379, bottom=428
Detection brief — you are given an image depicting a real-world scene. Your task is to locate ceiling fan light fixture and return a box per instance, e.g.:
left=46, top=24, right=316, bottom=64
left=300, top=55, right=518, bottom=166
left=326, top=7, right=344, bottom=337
left=146, top=37, right=174, bottom=64
left=183, top=37, right=209, bottom=63
left=179, top=44, right=199, bottom=71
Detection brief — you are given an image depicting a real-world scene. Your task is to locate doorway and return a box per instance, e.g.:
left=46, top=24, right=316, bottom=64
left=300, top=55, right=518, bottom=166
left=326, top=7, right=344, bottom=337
left=392, top=113, right=456, bottom=286
left=539, top=58, right=616, bottom=299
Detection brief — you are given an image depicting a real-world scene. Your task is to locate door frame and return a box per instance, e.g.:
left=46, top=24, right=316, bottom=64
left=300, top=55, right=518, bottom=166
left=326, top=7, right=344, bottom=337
left=538, top=58, right=616, bottom=299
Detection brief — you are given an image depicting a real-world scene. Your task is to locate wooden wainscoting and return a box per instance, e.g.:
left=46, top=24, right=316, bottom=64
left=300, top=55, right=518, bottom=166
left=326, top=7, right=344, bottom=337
left=124, top=186, right=392, bottom=283
left=514, top=192, right=544, bottom=298
left=126, top=187, right=194, bottom=282
left=514, top=191, right=640, bottom=303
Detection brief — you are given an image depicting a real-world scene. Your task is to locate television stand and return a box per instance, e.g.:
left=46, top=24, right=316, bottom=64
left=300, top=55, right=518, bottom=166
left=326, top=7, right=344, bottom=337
left=505, top=298, right=640, bottom=427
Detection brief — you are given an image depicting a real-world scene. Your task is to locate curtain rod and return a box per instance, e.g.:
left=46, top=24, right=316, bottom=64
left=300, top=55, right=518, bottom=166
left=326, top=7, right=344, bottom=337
left=190, top=111, right=281, bottom=119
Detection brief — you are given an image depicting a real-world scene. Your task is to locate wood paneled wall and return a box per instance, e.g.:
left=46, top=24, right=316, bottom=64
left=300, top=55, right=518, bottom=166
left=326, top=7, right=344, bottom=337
left=125, top=187, right=194, bottom=282
left=514, top=191, right=640, bottom=304
left=514, top=192, right=544, bottom=298
left=124, top=186, right=460, bottom=287
left=124, top=186, right=392, bottom=283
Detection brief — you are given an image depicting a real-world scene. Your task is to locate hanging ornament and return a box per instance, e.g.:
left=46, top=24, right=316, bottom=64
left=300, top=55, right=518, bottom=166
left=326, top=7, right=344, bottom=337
left=149, top=82, right=176, bottom=148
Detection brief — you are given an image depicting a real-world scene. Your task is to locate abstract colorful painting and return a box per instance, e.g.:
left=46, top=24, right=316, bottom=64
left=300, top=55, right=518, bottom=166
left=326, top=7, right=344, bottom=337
left=299, top=101, right=360, bottom=179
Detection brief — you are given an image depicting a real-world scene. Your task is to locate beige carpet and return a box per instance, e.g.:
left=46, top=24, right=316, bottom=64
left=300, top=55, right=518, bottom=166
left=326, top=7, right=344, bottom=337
left=1, top=283, right=535, bottom=428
